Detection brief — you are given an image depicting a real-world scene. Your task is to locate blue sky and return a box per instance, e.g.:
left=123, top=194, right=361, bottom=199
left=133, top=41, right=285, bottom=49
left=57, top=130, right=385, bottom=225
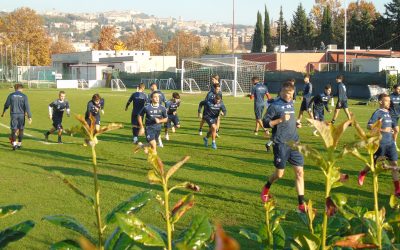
left=2, top=0, right=391, bottom=26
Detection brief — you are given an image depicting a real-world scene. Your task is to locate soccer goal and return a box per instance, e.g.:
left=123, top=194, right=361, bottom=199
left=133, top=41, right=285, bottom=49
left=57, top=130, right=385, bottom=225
left=77, top=79, right=89, bottom=89
left=181, top=57, right=266, bottom=96
left=111, top=79, right=127, bottom=91
left=159, top=78, right=177, bottom=90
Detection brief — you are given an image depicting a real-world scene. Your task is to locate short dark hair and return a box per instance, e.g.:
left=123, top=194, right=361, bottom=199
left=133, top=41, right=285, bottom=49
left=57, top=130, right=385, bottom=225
left=14, top=83, right=23, bottom=90
left=172, top=92, right=180, bottom=99
left=393, top=84, right=400, bottom=89
left=214, top=83, right=220, bottom=88
left=138, top=83, right=145, bottom=89
left=59, top=91, right=65, bottom=95
left=92, top=93, right=101, bottom=101
left=325, top=84, right=332, bottom=90
left=304, top=74, right=310, bottom=78
left=378, top=93, right=389, bottom=101
left=336, top=75, right=344, bottom=80
left=252, top=76, right=260, bottom=82
left=150, top=82, right=157, bottom=86
left=288, top=78, right=295, bottom=84
left=281, top=81, right=295, bottom=91
left=211, top=74, right=219, bottom=81
left=214, top=95, right=221, bottom=101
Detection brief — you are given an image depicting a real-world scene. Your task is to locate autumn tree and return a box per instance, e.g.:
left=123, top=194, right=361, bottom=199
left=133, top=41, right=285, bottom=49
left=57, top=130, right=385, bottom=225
left=202, top=38, right=229, bottom=55
left=123, top=29, right=162, bottom=55
left=50, top=36, right=75, bottom=55
left=311, top=0, right=343, bottom=30
left=251, top=11, right=263, bottom=52
left=165, top=31, right=201, bottom=68
left=2, top=7, right=51, bottom=65
left=94, top=26, right=117, bottom=50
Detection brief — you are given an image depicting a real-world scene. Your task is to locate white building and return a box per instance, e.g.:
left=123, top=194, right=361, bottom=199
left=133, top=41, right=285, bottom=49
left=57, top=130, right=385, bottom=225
left=352, top=58, right=400, bottom=73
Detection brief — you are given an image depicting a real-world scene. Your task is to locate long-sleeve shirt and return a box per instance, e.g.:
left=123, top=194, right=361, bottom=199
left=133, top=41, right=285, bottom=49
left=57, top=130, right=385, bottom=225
left=337, top=82, right=348, bottom=101
left=49, top=99, right=70, bottom=119
left=263, top=97, right=299, bottom=144
left=203, top=101, right=227, bottom=120
left=310, top=93, right=331, bottom=113
left=303, top=83, right=313, bottom=99
left=139, top=103, right=167, bottom=129
left=390, top=93, right=400, bottom=118
left=166, top=100, right=180, bottom=115
left=3, top=91, right=32, bottom=118
left=126, top=91, right=147, bottom=115
left=250, top=82, right=269, bottom=106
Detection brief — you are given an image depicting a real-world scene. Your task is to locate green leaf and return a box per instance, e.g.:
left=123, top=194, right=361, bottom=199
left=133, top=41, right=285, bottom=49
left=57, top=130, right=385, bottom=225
left=238, top=229, right=262, bottom=243
left=116, top=213, right=165, bottom=247
left=390, top=195, right=400, bottom=209
left=105, top=227, right=141, bottom=250
left=147, top=170, right=162, bottom=184
left=289, top=143, right=327, bottom=171
left=0, top=205, right=23, bottom=219
left=0, top=220, right=35, bottom=248
left=273, top=224, right=286, bottom=249
left=171, top=194, right=194, bottom=224
left=175, top=215, right=212, bottom=250
left=42, top=215, right=96, bottom=244
left=291, top=231, right=320, bottom=250
left=106, top=190, right=152, bottom=225
left=50, top=239, right=81, bottom=250
left=330, top=193, right=348, bottom=208
left=166, top=156, right=190, bottom=180
left=271, top=210, right=286, bottom=232
left=53, top=171, right=94, bottom=206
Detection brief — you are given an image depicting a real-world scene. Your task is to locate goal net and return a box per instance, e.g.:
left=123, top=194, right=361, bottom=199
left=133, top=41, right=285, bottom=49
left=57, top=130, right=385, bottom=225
left=77, top=79, right=89, bottom=89
left=111, top=79, right=127, bottom=91
left=181, top=57, right=266, bottom=96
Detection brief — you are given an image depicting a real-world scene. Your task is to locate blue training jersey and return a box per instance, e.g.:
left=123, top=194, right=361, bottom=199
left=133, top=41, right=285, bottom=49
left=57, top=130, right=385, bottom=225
left=303, top=83, right=313, bottom=99
left=49, top=99, right=70, bottom=119
left=368, top=108, right=393, bottom=144
left=85, top=100, right=101, bottom=120
left=205, top=90, right=223, bottom=103
left=263, top=97, right=299, bottom=143
left=3, top=91, right=32, bottom=118
left=390, top=93, right=400, bottom=118
left=140, top=103, right=167, bottom=129
left=166, top=100, right=180, bottom=115
left=203, top=101, right=227, bottom=120
left=251, top=82, right=268, bottom=105
left=337, top=82, right=348, bottom=101
left=127, top=91, right=147, bottom=115
left=148, top=90, right=166, bottom=106
left=311, top=93, right=331, bottom=113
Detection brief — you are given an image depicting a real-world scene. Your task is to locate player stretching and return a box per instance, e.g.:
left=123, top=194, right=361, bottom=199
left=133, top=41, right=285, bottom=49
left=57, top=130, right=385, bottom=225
left=44, top=91, right=70, bottom=143
left=1, top=84, right=32, bottom=150
left=203, top=95, right=226, bottom=150
left=331, top=75, right=351, bottom=124
left=297, top=74, right=313, bottom=123
left=310, top=84, right=332, bottom=136
left=358, top=93, right=400, bottom=197
left=138, top=92, right=168, bottom=154
left=126, top=83, right=147, bottom=144
left=164, top=92, right=181, bottom=141
left=249, top=76, right=270, bottom=135
left=260, top=81, right=306, bottom=212
left=390, top=84, right=400, bottom=151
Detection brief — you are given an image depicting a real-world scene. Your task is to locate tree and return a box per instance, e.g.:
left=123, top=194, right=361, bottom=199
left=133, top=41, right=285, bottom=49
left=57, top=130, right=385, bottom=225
left=165, top=31, right=201, bottom=68
left=373, top=15, right=394, bottom=49
left=123, top=29, right=162, bottom=55
left=289, top=3, right=308, bottom=50
left=252, top=11, right=263, bottom=52
left=202, top=38, right=229, bottom=55
left=306, top=13, right=317, bottom=49
left=385, top=0, right=400, bottom=50
left=275, top=6, right=289, bottom=48
left=347, top=5, right=375, bottom=49
left=2, top=7, right=51, bottom=65
left=264, top=5, right=273, bottom=51
left=94, top=26, right=117, bottom=50
left=311, top=0, right=343, bottom=30
left=50, top=37, right=75, bottom=55
left=320, top=6, right=334, bottom=46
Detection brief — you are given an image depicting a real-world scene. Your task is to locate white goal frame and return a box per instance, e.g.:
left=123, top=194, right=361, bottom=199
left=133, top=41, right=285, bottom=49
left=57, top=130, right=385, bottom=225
left=111, top=79, right=127, bottom=91
left=77, top=79, right=89, bottom=89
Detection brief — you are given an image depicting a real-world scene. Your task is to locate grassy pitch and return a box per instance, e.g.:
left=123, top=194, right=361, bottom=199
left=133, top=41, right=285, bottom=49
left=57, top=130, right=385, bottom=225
left=0, top=87, right=394, bottom=249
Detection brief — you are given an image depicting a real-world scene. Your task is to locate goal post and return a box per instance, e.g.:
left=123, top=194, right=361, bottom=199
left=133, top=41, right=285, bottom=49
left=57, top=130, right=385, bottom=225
left=181, top=57, right=266, bottom=96
left=111, top=79, right=127, bottom=91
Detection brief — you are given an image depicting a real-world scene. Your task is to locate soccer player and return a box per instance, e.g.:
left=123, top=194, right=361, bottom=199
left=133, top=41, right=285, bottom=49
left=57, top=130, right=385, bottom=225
left=331, top=75, right=351, bottom=124
left=198, top=75, right=221, bottom=135
left=148, top=82, right=166, bottom=106
left=250, top=76, right=270, bottom=135
left=390, top=84, right=400, bottom=151
left=164, top=92, right=181, bottom=141
left=297, top=74, right=313, bottom=122
left=1, top=83, right=32, bottom=150
left=260, top=81, right=306, bottom=212
left=358, top=93, right=400, bottom=197
left=202, top=95, right=226, bottom=150
left=85, top=94, right=103, bottom=134
left=44, top=91, right=70, bottom=143
left=310, top=84, right=332, bottom=136
left=125, top=83, right=147, bottom=144
left=138, top=92, right=168, bottom=154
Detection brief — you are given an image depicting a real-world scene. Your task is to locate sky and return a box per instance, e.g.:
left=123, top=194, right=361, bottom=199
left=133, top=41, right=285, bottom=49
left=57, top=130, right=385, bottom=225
left=2, top=0, right=391, bottom=26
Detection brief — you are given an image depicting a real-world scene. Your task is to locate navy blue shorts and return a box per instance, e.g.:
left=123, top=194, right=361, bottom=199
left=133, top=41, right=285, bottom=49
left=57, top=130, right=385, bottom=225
left=10, top=115, right=25, bottom=130
left=313, top=110, right=325, bottom=121
left=300, top=98, right=312, bottom=112
left=392, top=117, right=399, bottom=128
left=254, top=104, right=265, bottom=120
left=52, top=118, right=63, bottom=130
left=165, top=114, right=180, bottom=128
left=335, top=100, right=348, bottom=109
left=374, top=142, right=398, bottom=162
left=86, top=115, right=100, bottom=126
left=204, top=116, right=217, bottom=127
left=272, top=143, right=304, bottom=169
left=145, top=126, right=161, bottom=142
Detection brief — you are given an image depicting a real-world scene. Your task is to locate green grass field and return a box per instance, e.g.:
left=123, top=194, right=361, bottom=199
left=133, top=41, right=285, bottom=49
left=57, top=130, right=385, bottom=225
left=0, top=87, right=395, bottom=249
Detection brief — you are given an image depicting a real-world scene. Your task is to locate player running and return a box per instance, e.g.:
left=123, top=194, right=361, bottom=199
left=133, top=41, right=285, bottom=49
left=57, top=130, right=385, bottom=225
left=310, top=84, right=332, bottom=136
left=249, top=76, right=270, bottom=135
left=125, top=83, right=147, bottom=144
left=297, top=74, right=313, bottom=123
left=202, top=95, right=226, bottom=150
left=44, top=91, right=70, bottom=143
left=331, top=75, right=351, bottom=124
left=389, top=84, right=400, bottom=151
left=164, top=92, right=181, bottom=141
left=198, top=74, right=221, bottom=136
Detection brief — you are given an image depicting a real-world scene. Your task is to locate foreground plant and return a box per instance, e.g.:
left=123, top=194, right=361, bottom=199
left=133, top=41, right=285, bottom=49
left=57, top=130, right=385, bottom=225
left=126, top=145, right=212, bottom=250
left=239, top=197, right=286, bottom=249
left=0, top=205, right=35, bottom=248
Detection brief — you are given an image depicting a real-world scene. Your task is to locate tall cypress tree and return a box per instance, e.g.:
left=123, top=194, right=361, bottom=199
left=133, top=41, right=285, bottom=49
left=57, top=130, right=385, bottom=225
left=289, top=3, right=308, bottom=50
left=252, top=11, right=264, bottom=52
left=385, top=0, right=400, bottom=50
left=264, top=5, right=273, bottom=51
left=320, top=5, right=333, bottom=46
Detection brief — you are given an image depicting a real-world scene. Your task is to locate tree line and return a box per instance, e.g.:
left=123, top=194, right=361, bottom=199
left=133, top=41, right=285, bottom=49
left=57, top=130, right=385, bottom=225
left=252, top=0, right=400, bottom=52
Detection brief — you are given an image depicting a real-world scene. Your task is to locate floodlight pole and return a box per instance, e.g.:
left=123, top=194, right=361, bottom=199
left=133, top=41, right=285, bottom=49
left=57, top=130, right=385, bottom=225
left=232, top=0, right=235, bottom=56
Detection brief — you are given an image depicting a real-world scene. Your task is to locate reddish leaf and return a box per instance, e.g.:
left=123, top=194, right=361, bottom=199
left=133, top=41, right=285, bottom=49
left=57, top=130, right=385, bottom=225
left=215, top=224, right=240, bottom=250
left=171, top=194, right=194, bottom=224
left=326, top=197, right=337, bottom=217
left=340, top=173, right=349, bottom=182
left=334, top=233, right=378, bottom=249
